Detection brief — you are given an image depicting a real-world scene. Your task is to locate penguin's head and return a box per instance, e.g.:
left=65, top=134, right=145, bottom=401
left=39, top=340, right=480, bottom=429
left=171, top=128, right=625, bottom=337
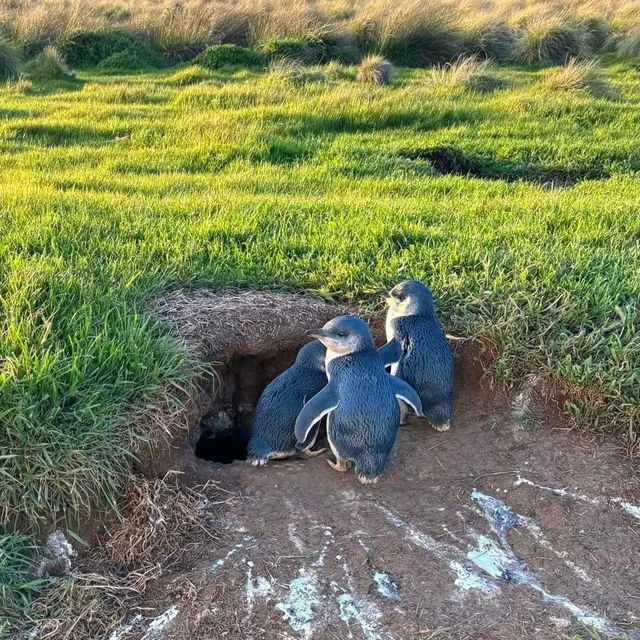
left=295, top=339, right=327, bottom=372
left=378, top=280, right=434, bottom=317
left=305, top=315, right=374, bottom=356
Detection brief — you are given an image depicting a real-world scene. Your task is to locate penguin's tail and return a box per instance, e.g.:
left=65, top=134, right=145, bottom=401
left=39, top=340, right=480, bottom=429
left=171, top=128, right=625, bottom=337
left=355, top=452, right=388, bottom=484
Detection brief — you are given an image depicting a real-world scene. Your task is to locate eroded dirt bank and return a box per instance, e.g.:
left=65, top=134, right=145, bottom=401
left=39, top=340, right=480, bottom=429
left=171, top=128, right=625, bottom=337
left=86, top=292, right=640, bottom=640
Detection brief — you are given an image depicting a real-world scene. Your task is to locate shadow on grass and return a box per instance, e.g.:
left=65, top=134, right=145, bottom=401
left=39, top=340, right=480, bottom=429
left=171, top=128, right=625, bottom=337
left=12, top=123, right=132, bottom=147
left=400, top=145, right=613, bottom=187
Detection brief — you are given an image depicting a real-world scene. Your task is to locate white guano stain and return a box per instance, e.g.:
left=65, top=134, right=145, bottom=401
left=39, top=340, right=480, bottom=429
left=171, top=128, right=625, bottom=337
left=275, top=573, right=320, bottom=639
left=141, top=606, right=179, bottom=640
left=471, top=490, right=623, bottom=637
left=377, top=504, right=497, bottom=596
left=514, top=476, right=640, bottom=522
left=107, top=614, right=143, bottom=640
left=517, top=514, right=593, bottom=583
left=450, top=561, right=500, bottom=595
left=373, top=572, right=400, bottom=601
left=336, top=592, right=386, bottom=640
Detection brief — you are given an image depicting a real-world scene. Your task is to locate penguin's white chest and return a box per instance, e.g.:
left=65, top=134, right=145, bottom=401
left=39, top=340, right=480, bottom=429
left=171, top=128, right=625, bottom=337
left=324, top=349, right=342, bottom=380
left=385, top=309, right=401, bottom=376
left=385, top=308, right=400, bottom=342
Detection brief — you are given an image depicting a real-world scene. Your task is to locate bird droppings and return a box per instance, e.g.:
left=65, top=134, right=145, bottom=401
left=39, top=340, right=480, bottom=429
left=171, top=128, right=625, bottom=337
left=36, top=530, right=76, bottom=578
left=335, top=591, right=387, bottom=640
left=514, top=475, right=640, bottom=522
left=467, top=535, right=520, bottom=582
left=450, top=561, right=500, bottom=595
left=275, top=574, right=319, bottom=638
left=471, top=490, right=625, bottom=637
left=141, top=606, right=179, bottom=640
left=98, top=303, right=640, bottom=639
left=373, top=572, right=400, bottom=601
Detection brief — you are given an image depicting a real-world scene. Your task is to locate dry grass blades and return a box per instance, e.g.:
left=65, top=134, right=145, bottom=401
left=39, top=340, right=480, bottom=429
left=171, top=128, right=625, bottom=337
left=1, top=0, right=638, bottom=66
left=13, top=474, right=224, bottom=639
left=542, top=58, right=610, bottom=96
left=104, top=473, right=222, bottom=570
left=356, top=54, right=393, bottom=85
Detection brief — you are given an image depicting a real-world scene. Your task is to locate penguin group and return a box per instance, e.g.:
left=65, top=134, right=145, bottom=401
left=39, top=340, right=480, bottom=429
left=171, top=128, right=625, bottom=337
left=246, top=280, right=454, bottom=485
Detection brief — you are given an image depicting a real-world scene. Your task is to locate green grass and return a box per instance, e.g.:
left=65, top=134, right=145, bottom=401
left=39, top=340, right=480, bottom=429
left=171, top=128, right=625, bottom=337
left=0, top=61, right=639, bottom=539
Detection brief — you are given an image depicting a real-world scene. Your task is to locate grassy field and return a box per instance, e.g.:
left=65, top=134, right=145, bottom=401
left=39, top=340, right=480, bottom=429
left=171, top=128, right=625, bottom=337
left=0, top=53, right=639, bottom=624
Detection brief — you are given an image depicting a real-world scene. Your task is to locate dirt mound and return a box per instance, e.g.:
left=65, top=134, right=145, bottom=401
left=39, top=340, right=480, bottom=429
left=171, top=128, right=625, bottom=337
left=26, top=291, right=640, bottom=640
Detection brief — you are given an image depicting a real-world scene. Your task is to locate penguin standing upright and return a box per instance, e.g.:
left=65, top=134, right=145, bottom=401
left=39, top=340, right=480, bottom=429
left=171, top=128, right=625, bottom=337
left=295, top=315, right=422, bottom=484
left=247, top=340, right=327, bottom=466
left=379, top=281, right=454, bottom=431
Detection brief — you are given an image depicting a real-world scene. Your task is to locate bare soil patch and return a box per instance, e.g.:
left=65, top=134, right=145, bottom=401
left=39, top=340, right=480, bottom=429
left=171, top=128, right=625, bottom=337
left=27, top=291, right=640, bottom=640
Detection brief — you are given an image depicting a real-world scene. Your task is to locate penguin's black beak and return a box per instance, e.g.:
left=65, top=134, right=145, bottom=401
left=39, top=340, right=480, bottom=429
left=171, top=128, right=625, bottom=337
left=376, top=290, right=391, bottom=300
left=306, top=328, right=329, bottom=339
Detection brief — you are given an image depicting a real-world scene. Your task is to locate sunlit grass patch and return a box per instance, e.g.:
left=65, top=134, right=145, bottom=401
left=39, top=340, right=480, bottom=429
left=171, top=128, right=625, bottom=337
left=0, top=62, right=638, bottom=593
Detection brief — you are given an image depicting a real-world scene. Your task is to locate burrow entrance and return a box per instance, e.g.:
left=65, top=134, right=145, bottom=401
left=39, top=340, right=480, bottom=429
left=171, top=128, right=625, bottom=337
left=194, top=349, right=300, bottom=465
left=134, top=290, right=640, bottom=640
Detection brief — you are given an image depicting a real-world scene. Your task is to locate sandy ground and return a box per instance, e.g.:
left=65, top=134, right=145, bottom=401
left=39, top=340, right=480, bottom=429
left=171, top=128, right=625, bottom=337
left=112, top=371, right=640, bottom=640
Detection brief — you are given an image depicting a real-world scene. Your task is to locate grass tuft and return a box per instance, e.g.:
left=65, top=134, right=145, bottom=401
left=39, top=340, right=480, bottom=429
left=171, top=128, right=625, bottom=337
left=460, top=17, right=515, bottom=63
left=0, top=37, right=21, bottom=81
left=615, top=28, right=640, bottom=57
left=429, top=56, right=504, bottom=92
left=193, top=43, right=267, bottom=71
left=56, top=29, right=158, bottom=68
left=356, top=54, right=393, bottom=84
left=260, top=38, right=319, bottom=64
left=267, top=57, right=325, bottom=85
left=542, top=58, right=610, bottom=96
left=513, top=17, right=590, bottom=65
left=166, top=64, right=215, bottom=86
left=351, top=0, right=461, bottom=66
left=25, top=46, right=75, bottom=81
left=0, top=531, right=46, bottom=628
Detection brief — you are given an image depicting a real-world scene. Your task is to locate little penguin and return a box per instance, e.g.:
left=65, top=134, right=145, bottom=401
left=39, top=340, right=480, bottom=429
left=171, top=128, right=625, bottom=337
left=379, top=280, right=454, bottom=431
left=294, top=315, right=423, bottom=484
left=247, top=340, right=328, bottom=466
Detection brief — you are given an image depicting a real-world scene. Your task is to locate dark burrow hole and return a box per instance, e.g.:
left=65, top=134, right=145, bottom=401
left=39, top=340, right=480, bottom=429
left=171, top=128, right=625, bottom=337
left=194, top=347, right=301, bottom=465
left=399, top=145, right=609, bottom=188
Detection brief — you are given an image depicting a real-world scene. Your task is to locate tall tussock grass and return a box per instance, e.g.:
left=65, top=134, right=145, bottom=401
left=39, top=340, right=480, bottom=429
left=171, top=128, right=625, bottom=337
left=542, top=57, right=611, bottom=96
left=351, top=0, right=462, bottom=66
left=0, top=36, right=21, bottom=80
left=430, top=56, right=504, bottom=92
left=1, top=0, right=636, bottom=68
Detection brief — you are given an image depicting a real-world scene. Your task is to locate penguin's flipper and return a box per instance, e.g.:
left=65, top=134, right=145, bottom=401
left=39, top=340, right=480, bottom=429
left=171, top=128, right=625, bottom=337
left=390, top=377, right=423, bottom=417
left=295, top=383, right=339, bottom=444
left=377, top=339, right=402, bottom=368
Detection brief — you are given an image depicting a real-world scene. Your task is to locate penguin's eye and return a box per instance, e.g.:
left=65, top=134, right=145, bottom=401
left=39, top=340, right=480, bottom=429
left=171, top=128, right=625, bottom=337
left=396, top=293, right=405, bottom=301
left=337, top=331, right=348, bottom=337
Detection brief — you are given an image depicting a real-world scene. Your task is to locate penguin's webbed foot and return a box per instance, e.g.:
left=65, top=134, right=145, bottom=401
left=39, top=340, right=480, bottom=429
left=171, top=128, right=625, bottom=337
left=247, top=458, right=268, bottom=467
left=357, top=475, right=379, bottom=485
left=432, top=421, right=450, bottom=432
left=327, top=458, right=349, bottom=472
left=300, top=447, right=327, bottom=459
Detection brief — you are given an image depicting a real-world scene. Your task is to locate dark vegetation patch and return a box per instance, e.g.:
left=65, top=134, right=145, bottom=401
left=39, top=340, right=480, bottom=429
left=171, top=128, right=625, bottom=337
left=194, top=44, right=268, bottom=71
left=57, top=30, right=159, bottom=69
left=402, top=145, right=611, bottom=186
left=0, top=37, right=21, bottom=81
left=12, top=123, right=130, bottom=147
left=260, top=38, right=320, bottom=64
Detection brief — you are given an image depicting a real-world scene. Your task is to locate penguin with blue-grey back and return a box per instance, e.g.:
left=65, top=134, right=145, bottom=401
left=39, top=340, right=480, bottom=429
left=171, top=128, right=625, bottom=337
left=246, top=339, right=328, bottom=466
left=294, top=315, right=423, bottom=484
left=378, top=280, right=454, bottom=431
